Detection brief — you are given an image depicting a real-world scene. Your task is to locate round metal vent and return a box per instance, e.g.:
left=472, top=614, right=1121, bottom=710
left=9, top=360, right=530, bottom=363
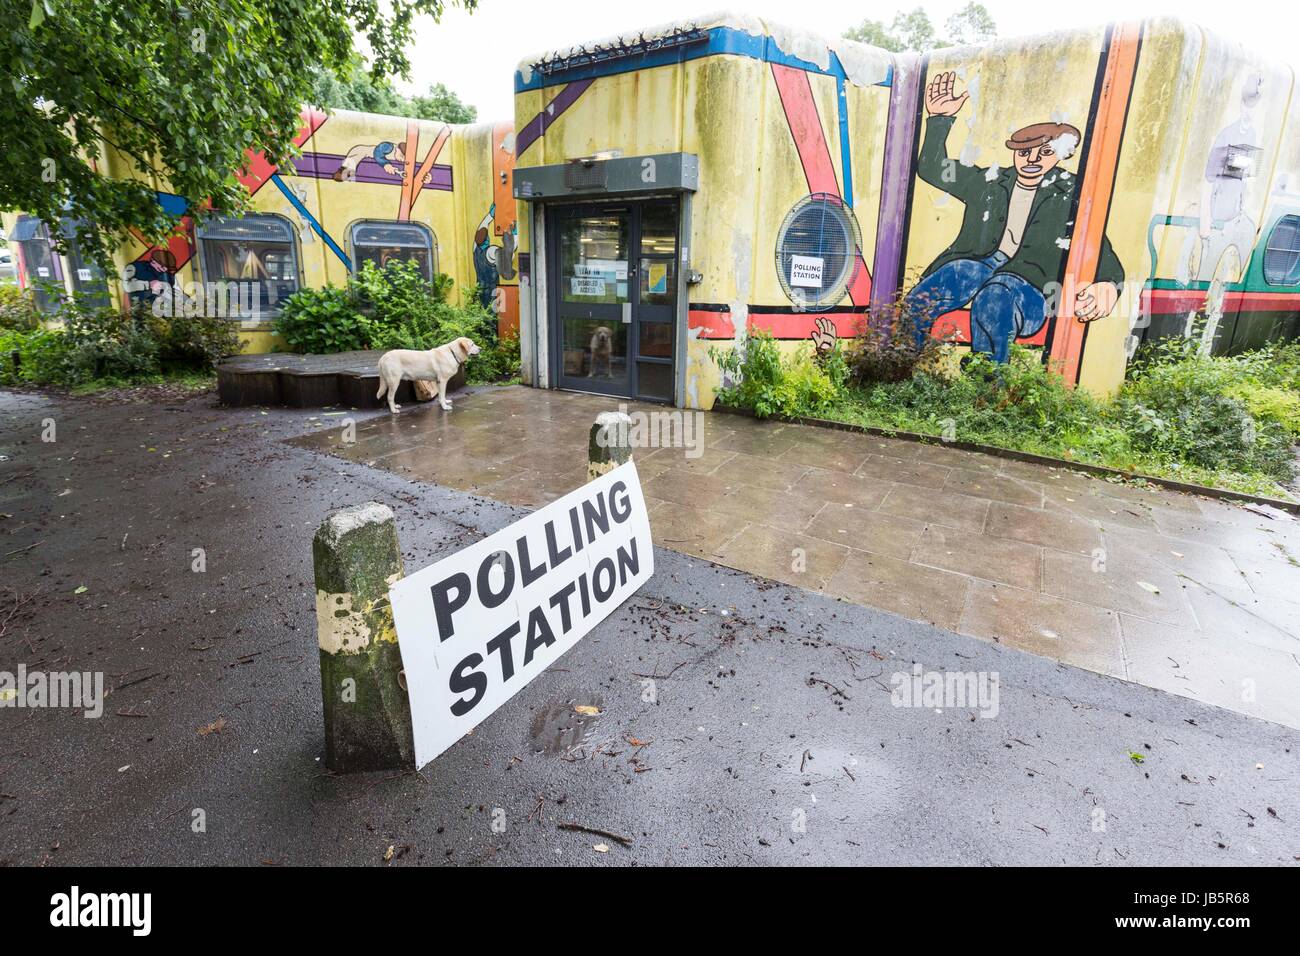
left=774, top=193, right=861, bottom=311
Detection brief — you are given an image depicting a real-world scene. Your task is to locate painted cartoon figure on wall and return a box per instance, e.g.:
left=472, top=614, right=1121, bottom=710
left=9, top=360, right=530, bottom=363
left=333, top=141, right=431, bottom=185
left=1174, top=73, right=1264, bottom=346
left=906, top=72, right=1124, bottom=362
left=1186, top=74, right=1263, bottom=285
left=122, top=248, right=179, bottom=307
left=472, top=202, right=516, bottom=310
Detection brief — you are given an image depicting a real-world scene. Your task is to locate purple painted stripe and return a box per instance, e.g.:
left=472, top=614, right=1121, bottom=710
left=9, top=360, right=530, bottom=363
left=871, top=56, right=922, bottom=310
left=291, top=153, right=453, bottom=191
left=516, top=78, right=595, bottom=158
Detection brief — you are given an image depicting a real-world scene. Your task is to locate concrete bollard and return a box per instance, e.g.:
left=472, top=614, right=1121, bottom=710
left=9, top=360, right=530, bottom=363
left=312, top=502, right=415, bottom=772
left=588, top=411, right=634, bottom=481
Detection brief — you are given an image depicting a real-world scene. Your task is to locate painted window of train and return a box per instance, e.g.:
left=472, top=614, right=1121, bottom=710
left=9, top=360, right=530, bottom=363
left=61, top=224, right=112, bottom=310
left=350, top=221, right=436, bottom=280
left=197, top=214, right=300, bottom=315
left=1263, top=215, right=1300, bottom=286
left=10, top=215, right=63, bottom=312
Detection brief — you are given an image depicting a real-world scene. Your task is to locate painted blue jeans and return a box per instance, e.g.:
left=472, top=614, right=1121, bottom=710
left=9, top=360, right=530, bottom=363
left=905, top=251, right=1047, bottom=363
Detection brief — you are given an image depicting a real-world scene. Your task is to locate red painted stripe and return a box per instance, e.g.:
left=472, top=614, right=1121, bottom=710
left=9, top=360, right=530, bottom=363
left=238, top=107, right=328, bottom=196
left=770, top=64, right=840, bottom=195
left=770, top=63, right=872, bottom=306
left=1143, top=286, right=1300, bottom=315
left=923, top=310, right=1049, bottom=347
left=689, top=308, right=862, bottom=342
left=688, top=309, right=735, bottom=339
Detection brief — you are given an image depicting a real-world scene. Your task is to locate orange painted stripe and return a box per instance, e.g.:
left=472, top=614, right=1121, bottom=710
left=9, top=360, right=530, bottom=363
left=403, top=124, right=453, bottom=221
left=396, top=121, right=422, bottom=221
left=1051, top=22, right=1142, bottom=385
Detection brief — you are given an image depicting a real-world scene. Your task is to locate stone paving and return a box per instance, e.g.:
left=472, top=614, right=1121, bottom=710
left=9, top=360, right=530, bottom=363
left=289, top=385, right=1300, bottom=729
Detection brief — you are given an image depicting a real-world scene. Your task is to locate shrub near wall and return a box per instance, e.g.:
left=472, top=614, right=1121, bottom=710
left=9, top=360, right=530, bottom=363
left=0, top=297, right=239, bottom=389
left=271, top=260, right=518, bottom=385
left=712, top=328, right=1300, bottom=497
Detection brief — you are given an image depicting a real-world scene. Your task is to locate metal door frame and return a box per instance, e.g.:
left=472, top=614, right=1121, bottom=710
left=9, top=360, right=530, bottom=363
left=545, top=197, right=681, bottom=403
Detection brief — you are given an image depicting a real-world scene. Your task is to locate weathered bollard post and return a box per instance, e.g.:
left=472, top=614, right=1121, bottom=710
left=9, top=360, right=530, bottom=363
left=588, top=410, right=634, bottom=481
left=312, top=502, right=415, bottom=772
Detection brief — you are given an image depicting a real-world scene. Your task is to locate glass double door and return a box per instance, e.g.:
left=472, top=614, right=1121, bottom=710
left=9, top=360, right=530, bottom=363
left=551, top=199, right=678, bottom=402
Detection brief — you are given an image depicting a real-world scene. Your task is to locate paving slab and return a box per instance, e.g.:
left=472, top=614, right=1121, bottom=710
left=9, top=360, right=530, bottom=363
left=1, top=385, right=1297, bottom=866
left=282, top=386, right=1300, bottom=730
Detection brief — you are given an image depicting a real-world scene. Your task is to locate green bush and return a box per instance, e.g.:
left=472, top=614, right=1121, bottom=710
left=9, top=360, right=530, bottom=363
left=847, top=298, right=943, bottom=385
left=0, top=327, right=71, bottom=385
left=1227, top=382, right=1300, bottom=438
left=468, top=329, right=521, bottom=385
left=1114, top=339, right=1294, bottom=481
left=0, top=297, right=238, bottom=388
left=147, top=310, right=242, bottom=372
left=0, top=286, right=41, bottom=331
left=712, top=330, right=841, bottom=419
left=271, top=263, right=507, bottom=382
left=352, top=259, right=454, bottom=331
left=273, top=285, right=368, bottom=354
left=368, top=300, right=493, bottom=352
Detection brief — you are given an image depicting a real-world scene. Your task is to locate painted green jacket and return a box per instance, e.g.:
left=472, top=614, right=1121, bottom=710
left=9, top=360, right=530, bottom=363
left=917, top=115, right=1124, bottom=293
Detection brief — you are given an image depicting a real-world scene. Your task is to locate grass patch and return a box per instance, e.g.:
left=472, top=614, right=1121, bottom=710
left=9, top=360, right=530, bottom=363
left=714, top=331, right=1300, bottom=500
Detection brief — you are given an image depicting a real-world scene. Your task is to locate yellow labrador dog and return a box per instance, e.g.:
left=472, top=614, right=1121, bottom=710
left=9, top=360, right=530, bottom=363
left=376, top=336, right=480, bottom=413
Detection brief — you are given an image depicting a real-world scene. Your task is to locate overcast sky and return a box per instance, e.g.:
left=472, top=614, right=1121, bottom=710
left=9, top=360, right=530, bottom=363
left=396, top=0, right=1300, bottom=122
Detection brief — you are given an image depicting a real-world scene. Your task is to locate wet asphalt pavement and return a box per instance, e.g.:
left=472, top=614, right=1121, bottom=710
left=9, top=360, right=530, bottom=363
left=0, top=387, right=1297, bottom=866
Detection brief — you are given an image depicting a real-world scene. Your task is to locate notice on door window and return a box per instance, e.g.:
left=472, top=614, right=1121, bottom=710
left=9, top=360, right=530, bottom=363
left=647, top=262, right=668, bottom=294
left=790, top=255, right=824, bottom=288
left=77, top=268, right=93, bottom=282
left=577, top=260, right=627, bottom=279
left=571, top=276, right=607, bottom=296
left=36, top=267, right=49, bottom=278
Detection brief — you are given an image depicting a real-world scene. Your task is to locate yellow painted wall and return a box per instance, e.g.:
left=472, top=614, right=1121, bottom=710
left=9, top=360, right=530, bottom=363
left=11, top=109, right=514, bottom=355
left=514, top=17, right=894, bottom=409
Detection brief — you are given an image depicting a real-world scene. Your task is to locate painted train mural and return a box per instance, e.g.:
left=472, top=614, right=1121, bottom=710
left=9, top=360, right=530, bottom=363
left=8, top=13, right=1300, bottom=407
left=512, top=13, right=1300, bottom=404
left=5, top=109, right=521, bottom=352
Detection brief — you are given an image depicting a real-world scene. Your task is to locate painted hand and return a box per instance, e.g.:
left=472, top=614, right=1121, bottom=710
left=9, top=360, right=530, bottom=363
left=810, top=316, right=838, bottom=354
left=1075, top=281, right=1120, bottom=322
left=925, top=71, right=969, bottom=117
left=383, top=163, right=399, bottom=176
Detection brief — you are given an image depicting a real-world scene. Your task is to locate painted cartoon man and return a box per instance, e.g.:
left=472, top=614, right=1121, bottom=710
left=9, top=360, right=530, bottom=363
left=333, top=142, right=409, bottom=181
left=472, top=203, right=516, bottom=310
left=906, top=72, right=1123, bottom=362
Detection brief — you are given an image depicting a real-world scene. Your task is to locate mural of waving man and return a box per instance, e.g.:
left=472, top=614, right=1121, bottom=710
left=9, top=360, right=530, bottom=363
left=906, top=72, right=1124, bottom=362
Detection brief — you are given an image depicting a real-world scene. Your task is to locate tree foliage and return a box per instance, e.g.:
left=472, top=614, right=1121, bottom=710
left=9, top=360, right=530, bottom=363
left=0, top=0, right=475, bottom=267
left=307, top=57, right=477, bottom=124
left=844, top=3, right=997, bottom=53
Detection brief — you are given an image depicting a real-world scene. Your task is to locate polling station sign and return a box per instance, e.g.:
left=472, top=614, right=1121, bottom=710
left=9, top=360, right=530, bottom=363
left=390, top=460, right=653, bottom=768
left=789, top=255, right=824, bottom=288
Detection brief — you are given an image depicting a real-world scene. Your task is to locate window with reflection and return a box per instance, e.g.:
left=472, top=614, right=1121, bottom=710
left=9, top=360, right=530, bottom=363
left=11, top=215, right=62, bottom=312
left=560, top=212, right=630, bottom=305
left=351, top=221, right=436, bottom=279
left=64, top=235, right=111, bottom=310
left=197, top=214, right=300, bottom=315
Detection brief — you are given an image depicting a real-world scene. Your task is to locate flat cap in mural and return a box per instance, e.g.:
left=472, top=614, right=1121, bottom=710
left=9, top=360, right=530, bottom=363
left=1005, top=122, right=1081, bottom=151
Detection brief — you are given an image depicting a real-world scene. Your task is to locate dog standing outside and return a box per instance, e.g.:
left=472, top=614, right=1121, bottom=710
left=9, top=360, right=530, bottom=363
left=376, top=336, right=481, bottom=413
